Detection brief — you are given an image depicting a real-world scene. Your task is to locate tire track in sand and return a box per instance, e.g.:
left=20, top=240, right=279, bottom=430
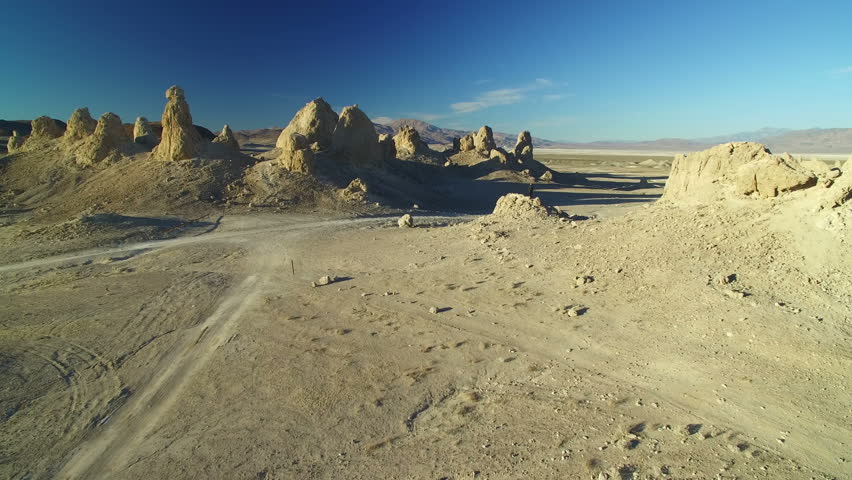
left=56, top=274, right=261, bottom=479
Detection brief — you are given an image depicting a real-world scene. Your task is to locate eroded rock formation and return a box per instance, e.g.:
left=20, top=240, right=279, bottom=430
left=6, top=131, right=25, bottom=153
left=331, top=105, right=381, bottom=166
left=213, top=124, right=240, bottom=151
left=378, top=133, right=396, bottom=160
left=275, top=98, right=338, bottom=150
left=278, top=132, right=314, bottom=174
left=393, top=125, right=428, bottom=157
left=474, top=125, right=496, bottom=154
left=514, top=131, right=534, bottom=162
left=64, top=108, right=97, bottom=143
left=133, top=117, right=157, bottom=145
left=76, top=112, right=130, bottom=166
left=663, top=142, right=818, bottom=202
left=152, top=85, right=200, bottom=161
left=459, top=134, right=475, bottom=152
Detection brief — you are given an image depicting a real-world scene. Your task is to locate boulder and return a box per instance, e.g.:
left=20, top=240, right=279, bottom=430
left=539, top=170, right=554, bottom=182
left=213, top=124, right=240, bottom=151
left=663, top=142, right=818, bottom=202
left=491, top=193, right=556, bottom=220
left=393, top=125, right=427, bottom=157
left=63, top=108, right=97, bottom=143
left=6, top=131, right=25, bottom=153
left=331, top=105, right=381, bottom=166
left=133, top=117, right=157, bottom=145
left=378, top=133, right=396, bottom=160
left=459, top=134, right=475, bottom=152
left=398, top=214, right=414, bottom=228
left=275, top=97, right=338, bottom=150
left=76, top=112, right=130, bottom=166
left=473, top=125, right=496, bottom=154
left=152, top=85, right=201, bottom=161
left=514, top=131, right=534, bottom=162
left=278, top=132, right=314, bottom=174
left=339, top=178, right=368, bottom=202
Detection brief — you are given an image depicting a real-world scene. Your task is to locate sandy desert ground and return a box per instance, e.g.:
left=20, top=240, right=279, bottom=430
left=1, top=152, right=849, bottom=480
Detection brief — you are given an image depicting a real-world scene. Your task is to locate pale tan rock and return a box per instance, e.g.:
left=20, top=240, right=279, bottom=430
left=6, top=130, right=25, bottom=153
left=514, top=131, right=534, bottom=162
left=152, top=85, right=200, bottom=161
left=491, top=193, right=554, bottom=220
left=474, top=125, right=496, bottom=154
left=378, top=133, right=396, bottom=160
left=393, top=125, right=427, bottom=157
left=76, top=112, right=130, bottom=166
left=539, top=170, right=554, bottom=182
left=63, top=108, right=97, bottom=143
left=133, top=117, right=157, bottom=145
left=332, top=105, right=381, bottom=166
left=398, top=213, right=414, bottom=228
left=275, top=97, right=338, bottom=150
left=213, top=124, right=240, bottom=151
left=340, top=178, right=368, bottom=202
left=663, top=142, right=817, bottom=202
left=489, top=148, right=511, bottom=164
left=459, top=134, right=475, bottom=152
left=24, top=116, right=64, bottom=150
left=278, top=133, right=314, bottom=174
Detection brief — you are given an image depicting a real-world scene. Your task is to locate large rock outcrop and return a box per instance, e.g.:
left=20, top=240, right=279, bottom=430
left=76, top=112, right=130, bottom=166
left=473, top=125, right=496, bottom=154
left=133, top=117, right=157, bottom=145
left=278, top=132, right=314, bottom=174
left=26, top=116, right=64, bottom=149
left=378, top=133, right=396, bottom=160
left=514, top=131, right=534, bottom=162
left=275, top=98, right=338, bottom=150
left=331, top=105, right=381, bottom=166
left=663, top=142, right=818, bottom=202
left=6, top=131, right=25, bottom=153
left=63, top=108, right=97, bottom=143
left=213, top=124, right=240, bottom=151
left=152, top=85, right=201, bottom=161
left=459, top=134, right=475, bottom=152
left=393, top=125, right=428, bottom=157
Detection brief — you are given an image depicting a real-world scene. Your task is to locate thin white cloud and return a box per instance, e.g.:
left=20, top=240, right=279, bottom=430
left=831, top=66, right=852, bottom=75
left=451, top=88, right=526, bottom=113
left=373, top=116, right=394, bottom=125
left=406, top=112, right=445, bottom=122
left=543, top=94, right=566, bottom=101
left=449, top=78, right=566, bottom=114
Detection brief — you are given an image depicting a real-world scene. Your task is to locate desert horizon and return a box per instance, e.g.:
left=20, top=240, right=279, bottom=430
left=2, top=2, right=850, bottom=480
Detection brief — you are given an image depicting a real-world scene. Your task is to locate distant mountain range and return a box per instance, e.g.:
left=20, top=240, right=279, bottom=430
left=5, top=117, right=850, bottom=155
left=237, top=119, right=852, bottom=155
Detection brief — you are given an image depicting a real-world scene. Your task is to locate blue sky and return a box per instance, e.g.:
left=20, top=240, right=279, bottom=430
left=3, top=0, right=851, bottom=141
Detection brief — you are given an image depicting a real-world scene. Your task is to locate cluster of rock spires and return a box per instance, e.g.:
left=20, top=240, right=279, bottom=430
left=5, top=85, right=242, bottom=165
left=272, top=99, right=392, bottom=173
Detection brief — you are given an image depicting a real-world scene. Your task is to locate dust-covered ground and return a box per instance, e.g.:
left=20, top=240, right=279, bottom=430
left=1, top=153, right=850, bottom=480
